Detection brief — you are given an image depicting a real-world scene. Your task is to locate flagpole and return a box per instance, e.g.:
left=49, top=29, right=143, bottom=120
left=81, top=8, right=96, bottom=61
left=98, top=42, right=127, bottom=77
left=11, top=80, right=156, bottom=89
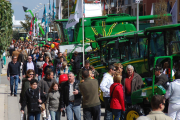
left=82, top=0, right=84, bottom=66
left=68, top=0, right=69, bottom=19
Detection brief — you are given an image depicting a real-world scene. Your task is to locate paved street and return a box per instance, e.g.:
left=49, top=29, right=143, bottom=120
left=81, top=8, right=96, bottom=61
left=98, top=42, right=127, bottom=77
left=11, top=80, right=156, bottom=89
left=0, top=57, right=105, bottom=120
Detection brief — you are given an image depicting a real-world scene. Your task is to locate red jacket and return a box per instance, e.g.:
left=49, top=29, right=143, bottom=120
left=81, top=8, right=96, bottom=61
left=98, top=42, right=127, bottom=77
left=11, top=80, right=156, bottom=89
left=110, top=83, right=125, bottom=111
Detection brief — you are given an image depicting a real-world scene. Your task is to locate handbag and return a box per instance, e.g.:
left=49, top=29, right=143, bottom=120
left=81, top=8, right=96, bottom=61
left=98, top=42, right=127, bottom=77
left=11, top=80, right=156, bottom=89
left=39, top=89, right=46, bottom=112
left=109, top=84, right=119, bottom=104
left=40, top=103, right=46, bottom=112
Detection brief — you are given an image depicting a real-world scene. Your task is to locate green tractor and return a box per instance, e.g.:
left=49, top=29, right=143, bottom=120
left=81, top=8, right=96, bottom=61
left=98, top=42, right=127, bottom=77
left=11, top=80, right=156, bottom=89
left=125, top=54, right=180, bottom=120
left=53, top=14, right=171, bottom=67
left=96, top=23, right=180, bottom=106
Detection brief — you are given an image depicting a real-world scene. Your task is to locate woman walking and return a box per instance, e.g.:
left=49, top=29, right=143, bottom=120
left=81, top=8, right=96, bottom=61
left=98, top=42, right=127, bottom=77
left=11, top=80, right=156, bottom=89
left=110, top=73, right=125, bottom=120
left=46, top=82, right=61, bottom=120
left=21, top=79, right=46, bottom=120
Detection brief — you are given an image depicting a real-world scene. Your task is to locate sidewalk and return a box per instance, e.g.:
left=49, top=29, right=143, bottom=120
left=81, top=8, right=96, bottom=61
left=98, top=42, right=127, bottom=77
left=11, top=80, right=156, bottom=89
left=0, top=57, right=21, bottom=120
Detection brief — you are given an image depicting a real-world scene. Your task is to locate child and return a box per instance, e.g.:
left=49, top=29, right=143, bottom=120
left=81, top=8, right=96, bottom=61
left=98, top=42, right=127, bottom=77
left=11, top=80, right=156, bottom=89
left=21, top=79, right=46, bottom=120
left=46, top=82, right=61, bottom=120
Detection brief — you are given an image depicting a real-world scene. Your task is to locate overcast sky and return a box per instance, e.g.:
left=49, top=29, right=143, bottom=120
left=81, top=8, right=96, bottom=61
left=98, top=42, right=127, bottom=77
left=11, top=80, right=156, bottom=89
left=11, top=0, right=54, bottom=20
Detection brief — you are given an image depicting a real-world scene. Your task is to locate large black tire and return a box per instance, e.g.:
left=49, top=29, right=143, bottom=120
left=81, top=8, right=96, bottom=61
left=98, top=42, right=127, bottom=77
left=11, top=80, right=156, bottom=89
left=125, top=105, right=145, bottom=120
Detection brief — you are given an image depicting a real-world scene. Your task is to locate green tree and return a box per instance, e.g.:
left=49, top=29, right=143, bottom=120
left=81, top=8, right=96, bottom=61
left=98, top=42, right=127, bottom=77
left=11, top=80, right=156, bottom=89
left=0, top=0, right=13, bottom=55
left=20, top=15, right=31, bottom=32
left=154, top=0, right=170, bottom=26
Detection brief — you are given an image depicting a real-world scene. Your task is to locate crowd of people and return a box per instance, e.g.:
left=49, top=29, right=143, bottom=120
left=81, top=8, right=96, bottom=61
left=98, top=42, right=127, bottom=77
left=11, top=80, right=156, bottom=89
left=5, top=40, right=180, bottom=120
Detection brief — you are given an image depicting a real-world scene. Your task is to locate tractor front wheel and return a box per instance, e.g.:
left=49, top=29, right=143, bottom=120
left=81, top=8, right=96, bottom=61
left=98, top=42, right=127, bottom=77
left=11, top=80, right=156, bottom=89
left=125, top=105, right=145, bottom=120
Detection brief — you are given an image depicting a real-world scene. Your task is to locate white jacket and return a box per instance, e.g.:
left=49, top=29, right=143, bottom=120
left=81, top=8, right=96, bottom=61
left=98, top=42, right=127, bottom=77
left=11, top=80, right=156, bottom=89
left=100, top=72, right=114, bottom=97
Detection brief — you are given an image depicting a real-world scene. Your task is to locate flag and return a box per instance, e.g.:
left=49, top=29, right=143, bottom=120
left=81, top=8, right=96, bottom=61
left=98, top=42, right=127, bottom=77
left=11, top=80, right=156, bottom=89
left=23, top=6, right=28, bottom=12
left=29, top=19, right=32, bottom=35
left=66, top=0, right=83, bottom=29
left=33, top=17, right=36, bottom=36
left=49, top=0, right=52, bottom=23
left=167, top=0, right=172, bottom=13
left=170, top=0, right=177, bottom=24
left=150, top=3, right=154, bottom=23
left=52, top=0, right=56, bottom=20
left=42, top=5, right=45, bottom=23
left=36, top=14, right=39, bottom=36
left=58, top=0, right=61, bottom=19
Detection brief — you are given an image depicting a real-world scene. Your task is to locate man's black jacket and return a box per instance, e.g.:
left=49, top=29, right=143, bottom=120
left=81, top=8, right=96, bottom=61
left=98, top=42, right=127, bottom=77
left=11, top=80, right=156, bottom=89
left=60, top=79, right=81, bottom=108
left=155, top=73, right=168, bottom=89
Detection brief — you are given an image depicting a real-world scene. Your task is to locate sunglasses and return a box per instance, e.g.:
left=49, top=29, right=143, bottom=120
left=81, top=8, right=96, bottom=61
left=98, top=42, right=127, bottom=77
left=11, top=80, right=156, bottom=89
left=28, top=58, right=32, bottom=59
left=29, top=74, right=34, bottom=75
left=13, top=58, right=17, bottom=59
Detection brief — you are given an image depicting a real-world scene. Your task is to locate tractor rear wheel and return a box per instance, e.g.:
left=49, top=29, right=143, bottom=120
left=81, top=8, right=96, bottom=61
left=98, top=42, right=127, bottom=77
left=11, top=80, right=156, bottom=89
left=125, top=105, right=145, bottom=120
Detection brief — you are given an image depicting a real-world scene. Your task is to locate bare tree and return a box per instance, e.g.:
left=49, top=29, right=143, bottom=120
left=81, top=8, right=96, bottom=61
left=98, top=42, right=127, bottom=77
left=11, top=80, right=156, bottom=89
left=154, top=0, right=170, bottom=26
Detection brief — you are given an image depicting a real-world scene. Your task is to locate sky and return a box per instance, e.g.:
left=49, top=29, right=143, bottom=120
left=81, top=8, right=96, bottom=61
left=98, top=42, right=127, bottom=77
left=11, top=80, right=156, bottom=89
left=11, top=0, right=54, bottom=20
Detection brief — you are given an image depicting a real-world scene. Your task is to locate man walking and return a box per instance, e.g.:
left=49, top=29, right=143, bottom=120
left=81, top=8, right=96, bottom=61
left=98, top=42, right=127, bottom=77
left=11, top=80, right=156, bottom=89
left=7, top=56, right=21, bottom=96
left=60, top=72, right=81, bottom=120
left=38, top=69, right=57, bottom=95
left=79, top=70, right=101, bottom=120
left=78, top=60, right=90, bottom=81
left=100, top=65, right=116, bottom=120
left=22, top=56, right=38, bottom=78
left=71, top=51, right=81, bottom=75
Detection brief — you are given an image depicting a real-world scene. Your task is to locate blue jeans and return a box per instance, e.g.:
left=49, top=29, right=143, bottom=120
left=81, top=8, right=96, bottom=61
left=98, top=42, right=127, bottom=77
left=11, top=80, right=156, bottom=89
left=49, top=110, right=61, bottom=120
left=28, top=112, right=41, bottom=120
left=66, top=102, right=81, bottom=120
left=112, top=109, right=121, bottom=120
left=10, top=75, right=19, bottom=95
left=103, top=97, right=113, bottom=120
left=38, top=75, right=42, bottom=81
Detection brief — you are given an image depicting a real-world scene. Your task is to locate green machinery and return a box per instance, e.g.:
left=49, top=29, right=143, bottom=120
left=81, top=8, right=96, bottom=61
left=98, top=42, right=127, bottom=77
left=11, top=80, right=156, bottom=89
left=95, top=23, right=180, bottom=119
left=54, top=14, right=171, bottom=64
left=95, top=24, right=180, bottom=78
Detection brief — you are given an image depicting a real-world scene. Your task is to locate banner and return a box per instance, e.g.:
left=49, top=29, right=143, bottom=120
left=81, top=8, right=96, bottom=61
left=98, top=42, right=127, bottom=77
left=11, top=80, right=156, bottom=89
left=58, top=0, right=61, bottom=19
left=65, top=0, right=82, bottom=29
left=150, top=3, right=154, bottom=23
left=170, top=0, right=177, bottom=24
left=84, top=4, right=102, bottom=17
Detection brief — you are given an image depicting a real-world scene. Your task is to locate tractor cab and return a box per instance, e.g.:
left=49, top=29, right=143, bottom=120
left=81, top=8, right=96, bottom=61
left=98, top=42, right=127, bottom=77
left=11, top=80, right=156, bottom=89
left=125, top=55, right=180, bottom=120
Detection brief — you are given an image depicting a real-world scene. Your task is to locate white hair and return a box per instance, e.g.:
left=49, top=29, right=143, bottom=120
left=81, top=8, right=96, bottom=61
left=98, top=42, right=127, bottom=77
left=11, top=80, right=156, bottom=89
left=137, top=116, right=151, bottom=120
left=69, top=72, right=75, bottom=76
left=126, top=65, right=134, bottom=71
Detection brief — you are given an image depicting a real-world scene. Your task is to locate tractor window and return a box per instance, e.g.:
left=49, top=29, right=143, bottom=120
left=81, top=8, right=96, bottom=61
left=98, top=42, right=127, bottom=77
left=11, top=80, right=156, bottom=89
left=60, top=22, right=75, bottom=42
left=139, top=38, right=148, bottom=58
left=150, top=32, right=165, bottom=57
left=108, top=47, right=120, bottom=64
left=129, top=39, right=139, bottom=59
left=166, top=30, right=180, bottom=55
left=120, top=45, right=129, bottom=62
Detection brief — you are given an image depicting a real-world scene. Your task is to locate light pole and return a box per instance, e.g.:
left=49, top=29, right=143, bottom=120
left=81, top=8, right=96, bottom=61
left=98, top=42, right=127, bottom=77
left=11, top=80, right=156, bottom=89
left=136, top=0, right=140, bottom=31
left=82, top=0, right=84, bottom=66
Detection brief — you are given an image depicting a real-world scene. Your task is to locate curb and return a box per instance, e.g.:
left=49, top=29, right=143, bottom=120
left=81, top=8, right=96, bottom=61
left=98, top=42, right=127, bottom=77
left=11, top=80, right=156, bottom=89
left=1, top=73, right=7, bottom=76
